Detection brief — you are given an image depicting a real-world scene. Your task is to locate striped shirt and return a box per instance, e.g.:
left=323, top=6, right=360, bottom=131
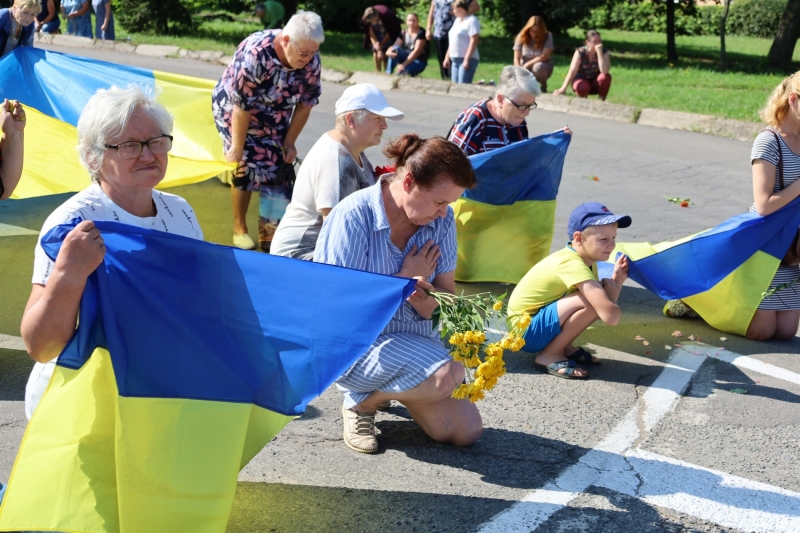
left=751, top=128, right=800, bottom=310
left=448, top=99, right=528, bottom=156
left=314, top=177, right=457, bottom=407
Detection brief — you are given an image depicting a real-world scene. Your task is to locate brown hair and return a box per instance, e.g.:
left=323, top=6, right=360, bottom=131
left=516, top=16, right=547, bottom=51
left=384, top=134, right=476, bottom=190
left=451, top=0, right=470, bottom=12
left=585, top=29, right=601, bottom=41
left=362, top=6, right=378, bottom=24
left=760, top=73, right=800, bottom=127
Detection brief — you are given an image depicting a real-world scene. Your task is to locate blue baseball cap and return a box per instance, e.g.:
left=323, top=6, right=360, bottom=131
left=567, top=202, right=632, bottom=237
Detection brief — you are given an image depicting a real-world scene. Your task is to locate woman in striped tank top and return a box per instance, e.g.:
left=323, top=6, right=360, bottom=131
left=748, top=73, right=800, bottom=340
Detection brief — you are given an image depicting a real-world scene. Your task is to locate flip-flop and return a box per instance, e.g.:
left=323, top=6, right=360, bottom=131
left=533, top=359, right=588, bottom=380
left=566, top=347, right=601, bottom=366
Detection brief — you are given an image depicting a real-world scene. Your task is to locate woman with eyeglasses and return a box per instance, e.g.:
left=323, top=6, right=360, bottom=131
left=0, top=0, right=40, bottom=58
left=448, top=66, right=571, bottom=156
left=213, top=10, right=324, bottom=252
left=20, top=85, right=204, bottom=420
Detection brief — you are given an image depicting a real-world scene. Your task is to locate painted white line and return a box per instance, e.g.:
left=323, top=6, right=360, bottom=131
left=0, top=223, right=38, bottom=237
left=0, top=334, right=26, bottom=351
left=704, top=349, right=800, bottom=387
left=620, top=450, right=800, bottom=533
left=478, top=350, right=705, bottom=532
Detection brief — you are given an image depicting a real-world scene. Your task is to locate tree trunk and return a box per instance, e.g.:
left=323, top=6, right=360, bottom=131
left=719, top=0, right=730, bottom=71
left=768, top=0, right=800, bottom=71
left=666, top=0, right=678, bottom=62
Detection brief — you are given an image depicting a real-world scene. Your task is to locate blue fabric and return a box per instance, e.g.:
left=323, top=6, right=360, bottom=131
left=0, top=8, right=35, bottom=57
left=386, top=46, right=426, bottom=76
left=521, top=300, right=561, bottom=353
left=451, top=57, right=478, bottom=84
left=62, top=0, right=92, bottom=38
left=463, top=131, right=570, bottom=206
left=39, top=220, right=416, bottom=416
left=0, top=47, right=153, bottom=126
left=39, top=17, right=60, bottom=32
left=624, top=195, right=800, bottom=300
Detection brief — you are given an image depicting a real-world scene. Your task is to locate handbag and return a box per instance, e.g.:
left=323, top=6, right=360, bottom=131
left=275, top=156, right=302, bottom=197
left=766, top=129, right=800, bottom=266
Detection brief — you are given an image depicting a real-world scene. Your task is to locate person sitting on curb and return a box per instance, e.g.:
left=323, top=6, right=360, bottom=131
left=386, top=12, right=428, bottom=77
left=0, top=98, right=25, bottom=200
left=507, top=202, right=631, bottom=379
left=448, top=66, right=570, bottom=156
left=271, top=83, right=404, bottom=260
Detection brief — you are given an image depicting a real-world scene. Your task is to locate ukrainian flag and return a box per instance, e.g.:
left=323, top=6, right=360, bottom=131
left=0, top=47, right=232, bottom=199
left=453, top=131, right=570, bottom=284
left=0, top=220, right=415, bottom=533
left=614, top=196, right=800, bottom=336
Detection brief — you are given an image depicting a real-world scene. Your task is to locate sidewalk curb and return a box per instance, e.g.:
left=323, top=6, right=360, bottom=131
left=35, top=34, right=761, bottom=142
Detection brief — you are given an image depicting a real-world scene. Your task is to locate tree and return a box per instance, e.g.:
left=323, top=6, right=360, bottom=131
left=719, top=0, right=730, bottom=71
left=768, top=0, right=800, bottom=71
left=115, top=0, right=195, bottom=35
left=666, top=0, right=677, bottom=61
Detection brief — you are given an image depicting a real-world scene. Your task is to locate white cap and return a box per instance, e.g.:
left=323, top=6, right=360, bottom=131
left=334, top=83, right=404, bottom=120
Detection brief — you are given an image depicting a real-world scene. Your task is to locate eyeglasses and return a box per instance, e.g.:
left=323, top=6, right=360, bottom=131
left=506, top=97, right=537, bottom=112
left=290, top=41, right=316, bottom=59
left=105, top=135, right=173, bottom=159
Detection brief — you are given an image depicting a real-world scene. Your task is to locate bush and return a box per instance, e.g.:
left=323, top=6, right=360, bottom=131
left=582, top=0, right=786, bottom=38
left=298, top=0, right=406, bottom=34
left=480, top=0, right=603, bottom=37
left=114, top=0, right=196, bottom=35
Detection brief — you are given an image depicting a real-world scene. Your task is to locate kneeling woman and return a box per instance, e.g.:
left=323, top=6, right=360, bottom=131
left=21, top=86, right=203, bottom=419
left=314, top=134, right=482, bottom=453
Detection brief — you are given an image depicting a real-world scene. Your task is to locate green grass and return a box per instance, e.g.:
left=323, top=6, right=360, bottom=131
left=115, top=16, right=800, bottom=123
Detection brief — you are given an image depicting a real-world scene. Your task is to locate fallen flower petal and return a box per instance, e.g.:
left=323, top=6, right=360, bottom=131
left=674, top=343, right=684, bottom=348
left=665, top=345, right=672, bottom=350
left=634, top=335, right=645, bottom=341
left=688, top=334, right=696, bottom=340
left=720, top=337, right=727, bottom=341
left=643, top=340, right=650, bottom=346
left=671, top=330, right=683, bottom=337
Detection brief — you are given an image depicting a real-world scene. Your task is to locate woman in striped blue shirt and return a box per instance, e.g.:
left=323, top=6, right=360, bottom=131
left=314, top=134, right=482, bottom=453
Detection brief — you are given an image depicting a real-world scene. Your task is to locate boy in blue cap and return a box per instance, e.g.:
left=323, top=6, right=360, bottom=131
left=507, top=202, right=631, bottom=379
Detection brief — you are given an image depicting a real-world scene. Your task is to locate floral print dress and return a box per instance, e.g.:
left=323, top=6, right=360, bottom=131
left=212, top=29, right=321, bottom=190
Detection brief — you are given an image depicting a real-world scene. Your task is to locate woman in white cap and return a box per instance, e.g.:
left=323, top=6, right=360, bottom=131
left=271, top=83, right=403, bottom=260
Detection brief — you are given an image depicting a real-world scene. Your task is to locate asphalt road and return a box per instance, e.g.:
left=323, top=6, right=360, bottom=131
left=0, top=45, right=798, bottom=533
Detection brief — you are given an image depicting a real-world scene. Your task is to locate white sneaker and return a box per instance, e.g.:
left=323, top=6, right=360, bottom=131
left=233, top=233, right=256, bottom=250
left=342, top=406, right=378, bottom=453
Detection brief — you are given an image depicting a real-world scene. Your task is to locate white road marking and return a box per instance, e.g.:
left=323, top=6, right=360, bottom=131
left=478, top=345, right=800, bottom=532
left=0, top=223, right=38, bottom=237
left=0, top=334, right=26, bottom=351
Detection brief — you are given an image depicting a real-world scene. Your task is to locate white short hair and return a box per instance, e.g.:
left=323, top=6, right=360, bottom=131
left=495, top=66, right=541, bottom=100
left=283, top=10, right=325, bottom=44
left=335, top=109, right=370, bottom=131
left=77, top=86, right=173, bottom=183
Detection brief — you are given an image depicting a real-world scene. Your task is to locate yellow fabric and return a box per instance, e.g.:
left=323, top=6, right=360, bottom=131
left=507, top=246, right=598, bottom=328
left=0, top=349, right=293, bottom=533
left=683, top=251, right=778, bottom=336
left=453, top=198, right=556, bottom=284
left=10, top=77, right=234, bottom=199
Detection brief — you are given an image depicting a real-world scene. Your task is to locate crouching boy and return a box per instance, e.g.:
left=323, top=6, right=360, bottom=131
left=507, top=202, right=632, bottom=379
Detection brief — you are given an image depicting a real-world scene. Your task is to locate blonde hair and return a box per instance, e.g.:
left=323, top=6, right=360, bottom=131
left=760, top=73, right=800, bottom=127
left=14, top=0, right=42, bottom=14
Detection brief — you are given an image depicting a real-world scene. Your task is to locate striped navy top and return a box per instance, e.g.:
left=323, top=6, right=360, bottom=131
left=750, top=128, right=800, bottom=310
left=314, top=177, right=457, bottom=337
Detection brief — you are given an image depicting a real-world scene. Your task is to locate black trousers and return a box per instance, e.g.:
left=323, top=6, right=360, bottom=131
left=434, top=35, right=450, bottom=80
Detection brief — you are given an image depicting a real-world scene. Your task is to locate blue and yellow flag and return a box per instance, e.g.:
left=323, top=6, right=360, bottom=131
left=614, top=197, right=800, bottom=336
left=0, top=221, right=414, bottom=533
left=0, top=47, right=232, bottom=199
left=453, top=131, right=570, bottom=284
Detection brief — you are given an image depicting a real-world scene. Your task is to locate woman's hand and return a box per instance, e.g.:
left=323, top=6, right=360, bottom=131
left=553, top=87, right=566, bottom=96
left=406, top=277, right=437, bottom=319
left=225, top=144, right=244, bottom=164
left=443, top=56, right=451, bottom=69
left=55, top=220, right=106, bottom=281
left=282, top=142, right=297, bottom=165
left=399, top=240, right=440, bottom=279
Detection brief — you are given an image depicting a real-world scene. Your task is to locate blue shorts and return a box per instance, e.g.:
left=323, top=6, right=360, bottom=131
left=521, top=300, right=562, bottom=353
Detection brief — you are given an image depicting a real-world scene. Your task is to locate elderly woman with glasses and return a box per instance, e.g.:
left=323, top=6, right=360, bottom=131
left=212, top=10, right=324, bottom=252
left=20, top=85, right=204, bottom=420
left=449, top=66, right=570, bottom=155
left=0, top=0, right=40, bottom=57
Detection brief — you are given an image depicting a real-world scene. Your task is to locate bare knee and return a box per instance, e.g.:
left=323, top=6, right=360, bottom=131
left=451, top=418, right=483, bottom=447
left=430, top=361, right=465, bottom=401
left=746, top=323, right=776, bottom=341
left=774, top=325, right=798, bottom=341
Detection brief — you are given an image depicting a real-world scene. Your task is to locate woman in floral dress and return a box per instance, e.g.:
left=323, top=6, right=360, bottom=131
left=212, top=10, right=324, bottom=251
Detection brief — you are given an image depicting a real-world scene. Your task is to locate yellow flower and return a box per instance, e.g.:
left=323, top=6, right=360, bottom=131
left=449, top=333, right=463, bottom=346
left=468, top=388, right=485, bottom=403
left=517, top=313, right=531, bottom=329
left=473, top=375, right=486, bottom=390
left=473, top=331, right=486, bottom=344
left=450, top=350, right=464, bottom=363
left=484, top=342, right=503, bottom=358
left=500, top=334, right=514, bottom=350
left=463, top=331, right=475, bottom=344
left=452, top=383, right=470, bottom=400
left=484, top=375, right=498, bottom=390
left=466, top=354, right=482, bottom=368
left=510, top=337, right=526, bottom=352
left=492, top=301, right=503, bottom=311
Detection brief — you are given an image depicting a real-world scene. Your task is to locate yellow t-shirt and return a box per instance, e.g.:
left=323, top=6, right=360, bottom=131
left=507, top=246, right=598, bottom=327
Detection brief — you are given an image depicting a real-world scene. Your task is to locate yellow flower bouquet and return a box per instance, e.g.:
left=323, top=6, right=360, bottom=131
left=428, top=292, right=531, bottom=403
